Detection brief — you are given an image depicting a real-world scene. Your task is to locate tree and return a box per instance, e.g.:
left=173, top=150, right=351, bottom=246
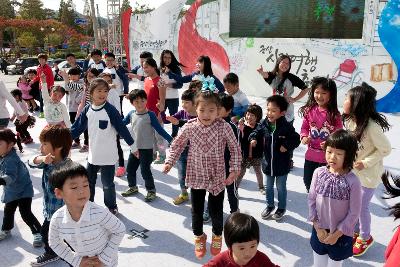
left=90, top=0, right=100, bottom=48
left=19, top=0, right=45, bottom=20
left=121, top=0, right=131, bottom=12
left=17, top=31, right=38, bottom=55
left=0, top=0, right=15, bottom=18
left=58, top=0, right=76, bottom=28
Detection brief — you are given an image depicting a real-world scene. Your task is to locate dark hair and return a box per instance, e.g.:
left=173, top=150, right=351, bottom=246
left=89, top=78, right=110, bottom=95
left=219, top=93, right=234, bottom=112
left=198, top=55, right=213, bottom=77
left=160, top=50, right=184, bottom=73
left=11, top=89, right=22, bottom=99
left=181, top=88, right=197, bottom=102
left=223, top=72, right=239, bottom=85
left=91, top=49, right=102, bottom=57
left=299, top=77, right=339, bottom=124
left=195, top=90, right=220, bottom=107
left=50, top=85, right=66, bottom=96
left=66, top=53, right=75, bottom=58
left=382, top=171, right=400, bottom=220
left=37, top=53, right=48, bottom=60
left=105, top=52, right=115, bottom=59
left=272, top=54, right=292, bottom=94
left=343, top=82, right=390, bottom=141
left=99, top=72, right=112, bottom=80
left=84, top=68, right=100, bottom=86
left=39, top=125, right=72, bottom=159
left=143, top=58, right=160, bottom=75
left=188, top=80, right=203, bottom=91
left=224, top=213, right=260, bottom=248
left=0, top=128, right=17, bottom=144
left=17, top=75, right=28, bottom=87
left=140, top=51, right=153, bottom=59
left=128, top=89, right=147, bottom=103
left=68, top=67, right=81, bottom=76
left=324, top=129, right=358, bottom=171
left=246, top=104, right=263, bottom=122
left=26, top=69, right=37, bottom=75
left=267, top=95, right=289, bottom=112
left=49, top=160, right=88, bottom=189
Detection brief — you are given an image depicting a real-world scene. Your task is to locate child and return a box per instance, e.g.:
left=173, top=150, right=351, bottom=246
left=34, top=53, right=55, bottom=89
left=299, top=77, right=342, bottom=192
left=86, top=49, right=106, bottom=73
left=40, top=73, right=71, bottom=128
left=121, top=89, right=172, bottom=202
left=49, top=161, right=125, bottom=267
left=165, top=82, right=200, bottom=205
left=236, top=104, right=264, bottom=194
left=60, top=67, right=84, bottom=147
left=343, top=82, right=391, bottom=256
left=26, top=69, right=43, bottom=117
left=29, top=125, right=73, bottom=266
left=71, top=78, right=135, bottom=215
left=0, top=129, right=42, bottom=247
left=10, top=89, right=35, bottom=144
left=204, top=213, right=279, bottom=267
left=308, top=129, right=362, bottom=267
left=163, top=88, right=242, bottom=259
left=128, top=51, right=153, bottom=90
left=17, top=75, right=38, bottom=112
left=250, top=95, right=300, bottom=220
left=0, top=80, right=27, bottom=129
left=381, top=172, right=400, bottom=266
left=223, top=73, right=249, bottom=123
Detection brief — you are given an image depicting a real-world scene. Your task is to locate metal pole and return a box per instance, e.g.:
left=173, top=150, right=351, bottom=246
left=90, top=0, right=100, bottom=48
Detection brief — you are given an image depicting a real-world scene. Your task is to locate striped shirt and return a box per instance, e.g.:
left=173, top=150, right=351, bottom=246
left=166, top=118, right=242, bottom=196
left=49, top=201, right=125, bottom=267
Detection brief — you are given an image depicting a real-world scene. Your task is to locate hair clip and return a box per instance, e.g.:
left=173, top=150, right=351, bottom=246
left=200, top=75, right=218, bottom=93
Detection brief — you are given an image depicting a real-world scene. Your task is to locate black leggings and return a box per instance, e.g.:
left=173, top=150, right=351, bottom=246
left=69, top=112, right=80, bottom=143
left=2, top=198, right=41, bottom=234
left=116, top=135, right=124, bottom=167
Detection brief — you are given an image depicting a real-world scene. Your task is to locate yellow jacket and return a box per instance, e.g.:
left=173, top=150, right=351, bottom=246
left=345, top=119, right=391, bottom=188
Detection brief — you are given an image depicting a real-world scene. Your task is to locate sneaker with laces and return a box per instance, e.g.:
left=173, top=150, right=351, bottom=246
left=353, top=232, right=359, bottom=246
left=38, top=112, right=44, bottom=119
left=210, top=234, right=223, bottom=256
left=109, top=207, right=119, bottom=216
left=79, top=144, right=89, bottom=153
left=272, top=208, right=286, bottom=220
left=121, top=186, right=139, bottom=197
left=259, top=187, right=266, bottom=195
left=30, top=252, right=60, bottom=266
left=173, top=192, right=189, bottom=205
left=115, top=166, right=126, bottom=177
left=194, top=233, right=207, bottom=259
left=0, top=230, right=11, bottom=241
left=33, top=233, right=42, bottom=247
left=203, top=210, right=211, bottom=223
left=144, top=191, right=157, bottom=202
left=153, top=155, right=166, bottom=164
left=353, top=236, right=374, bottom=256
left=261, top=206, right=275, bottom=220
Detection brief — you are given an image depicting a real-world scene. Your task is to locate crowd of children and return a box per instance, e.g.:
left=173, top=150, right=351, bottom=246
left=0, top=49, right=396, bottom=267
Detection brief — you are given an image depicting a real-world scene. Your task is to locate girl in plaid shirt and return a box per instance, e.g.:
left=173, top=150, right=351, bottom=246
left=163, top=87, right=242, bottom=260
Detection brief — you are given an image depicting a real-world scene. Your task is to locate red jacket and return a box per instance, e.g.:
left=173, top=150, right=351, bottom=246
left=385, top=227, right=400, bottom=267
left=34, top=64, right=54, bottom=89
left=203, top=250, right=279, bottom=267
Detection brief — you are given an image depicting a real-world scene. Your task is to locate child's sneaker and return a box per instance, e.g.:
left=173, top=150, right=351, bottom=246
left=71, top=141, right=81, bottom=149
left=194, top=233, right=207, bottom=259
left=79, top=144, right=89, bottom=153
left=121, top=186, right=139, bottom=197
left=203, top=210, right=211, bottom=223
left=115, top=166, right=126, bottom=177
left=38, top=112, right=44, bottom=119
left=261, top=206, right=275, bottom=220
left=173, top=192, right=189, bottom=205
left=30, top=251, right=60, bottom=266
left=24, top=137, right=33, bottom=144
left=0, top=230, right=11, bottom=241
left=109, top=207, right=119, bottom=216
left=153, top=155, right=166, bottom=164
left=353, top=236, right=374, bottom=256
left=144, top=191, right=157, bottom=202
left=32, top=233, right=42, bottom=247
left=353, top=232, right=359, bottom=246
left=259, top=187, right=266, bottom=195
left=271, top=208, right=285, bottom=220
left=210, top=234, right=223, bottom=256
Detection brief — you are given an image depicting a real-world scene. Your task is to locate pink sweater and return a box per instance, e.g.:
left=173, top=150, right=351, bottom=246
left=300, top=105, right=342, bottom=163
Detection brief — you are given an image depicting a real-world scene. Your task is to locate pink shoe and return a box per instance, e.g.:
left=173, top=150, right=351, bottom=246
left=115, top=167, right=126, bottom=177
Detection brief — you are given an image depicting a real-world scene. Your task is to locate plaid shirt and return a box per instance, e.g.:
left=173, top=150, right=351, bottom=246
left=166, top=118, right=242, bottom=196
left=29, top=158, right=69, bottom=220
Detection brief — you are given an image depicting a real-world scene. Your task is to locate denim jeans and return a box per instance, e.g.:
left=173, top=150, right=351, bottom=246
left=126, top=149, right=155, bottom=192
left=87, top=163, right=117, bottom=209
left=165, top=98, right=179, bottom=137
left=177, top=146, right=189, bottom=190
left=265, top=174, right=288, bottom=210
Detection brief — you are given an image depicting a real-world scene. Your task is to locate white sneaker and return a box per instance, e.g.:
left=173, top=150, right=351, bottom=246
left=0, top=230, right=11, bottom=241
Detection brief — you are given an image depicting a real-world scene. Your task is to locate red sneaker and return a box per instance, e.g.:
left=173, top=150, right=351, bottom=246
left=194, top=233, right=207, bottom=259
left=352, top=232, right=359, bottom=246
left=210, top=234, right=223, bottom=256
left=353, top=236, right=374, bottom=256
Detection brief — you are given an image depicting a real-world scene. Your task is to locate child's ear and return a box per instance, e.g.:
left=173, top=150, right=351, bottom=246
left=54, top=188, right=63, bottom=200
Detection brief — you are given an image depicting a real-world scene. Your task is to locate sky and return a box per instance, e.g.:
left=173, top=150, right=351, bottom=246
left=40, top=0, right=170, bottom=17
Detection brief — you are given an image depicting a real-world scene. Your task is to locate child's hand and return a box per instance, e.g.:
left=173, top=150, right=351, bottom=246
left=163, top=163, right=172, bottom=174
left=44, top=153, right=55, bottom=164
left=166, top=116, right=179, bottom=125
left=132, top=151, right=139, bottom=158
left=256, top=65, right=269, bottom=79
left=301, top=136, right=311, bottom=145
left=231, top=116, right=239, bottom=124
left=250, top=140, right=257, bottom=147
left=79, top=256, right=101, bottom=267
left=280, top=145, right=287, bottom=152
left=156, top=102, right=165, bottom=112
left=40, top=73, right=46, bottom=83
left=285, top=96, right=295, bottom=104
left=225, top=171, right=239, bottom=185
left=109, top=83, right=116, bottom=89
left=322, top=233, right=341, bottom=245
left=17, top=114, right=28, bottom=123
left=320, top=141, right=326, bottom=149
left=354, top=161, right=365, bottom=170
left=164, top=66, right=170, bottom=73
left=126, top=73, right=139, bottom=79
left=316, top=228, right=328, bottom=242
left=238, top=118, right=244, bottom=131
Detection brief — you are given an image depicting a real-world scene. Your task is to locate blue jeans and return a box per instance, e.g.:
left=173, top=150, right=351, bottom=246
left=177, top=146, right=189, bottom=190
left=87, top=163, right=116, bottom=209
left=265, top=174, right=288, bottom=210
left=126, top=149, right=155, bottom=192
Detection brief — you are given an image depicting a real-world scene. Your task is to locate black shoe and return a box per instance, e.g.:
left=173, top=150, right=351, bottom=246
left=30, top=252, right=60, bottom=266
left=261, top=206, right=275, bottom=220
left=272, top=209, right=286, bottom=221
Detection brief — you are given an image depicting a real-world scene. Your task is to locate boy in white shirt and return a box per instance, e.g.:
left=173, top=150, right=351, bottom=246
left=49, top=160, right=125, bottom=267
left=223, top=73, right=250, bottom=123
